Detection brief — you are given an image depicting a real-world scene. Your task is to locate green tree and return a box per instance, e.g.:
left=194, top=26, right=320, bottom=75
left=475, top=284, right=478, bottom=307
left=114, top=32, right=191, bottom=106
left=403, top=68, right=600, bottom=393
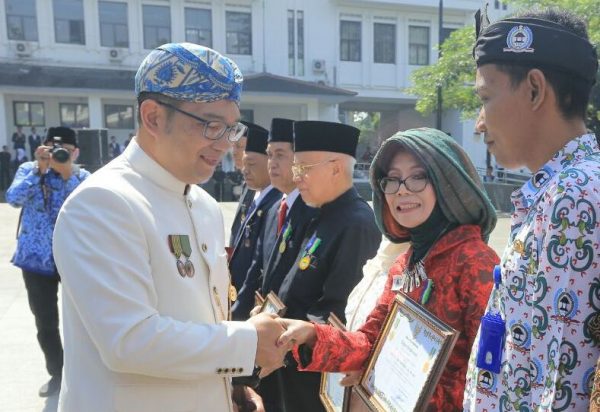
left=406, top=0, right=600, bottom=133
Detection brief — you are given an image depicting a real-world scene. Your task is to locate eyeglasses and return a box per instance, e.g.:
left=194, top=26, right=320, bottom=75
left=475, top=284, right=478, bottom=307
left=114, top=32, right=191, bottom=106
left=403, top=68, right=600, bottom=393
left=156, top=101, right=247, bottom=143
left=379, top=175, right=429, bottom=194
left=291, top=159, right=336, bottom=178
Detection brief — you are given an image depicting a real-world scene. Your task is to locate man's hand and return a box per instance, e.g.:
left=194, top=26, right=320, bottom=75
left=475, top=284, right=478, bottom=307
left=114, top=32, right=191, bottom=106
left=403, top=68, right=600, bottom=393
left=49, top=156, right=73, bottom=181
left=276, top=318, right=317, bottom=348
left=232, top=385, right=264, bottom=412
left=34, top=145, right=51, bottom=175
left=247, top=313, right=290, bottom=370
left=249, top=305, right=261, bottom=317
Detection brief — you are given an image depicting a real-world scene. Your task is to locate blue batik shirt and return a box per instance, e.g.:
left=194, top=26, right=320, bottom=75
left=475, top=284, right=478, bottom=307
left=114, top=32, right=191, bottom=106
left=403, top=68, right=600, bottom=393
left=6, top=161, right=90, bottom=276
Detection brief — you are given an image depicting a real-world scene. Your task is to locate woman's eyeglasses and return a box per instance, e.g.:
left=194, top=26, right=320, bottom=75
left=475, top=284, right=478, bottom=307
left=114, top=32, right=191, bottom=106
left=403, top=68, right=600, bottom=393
left=379, top=175, right=429, bottom=194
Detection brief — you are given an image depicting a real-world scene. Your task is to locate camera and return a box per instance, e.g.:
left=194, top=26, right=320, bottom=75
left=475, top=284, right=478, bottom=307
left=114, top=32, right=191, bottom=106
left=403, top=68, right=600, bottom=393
left=50, top=143, right=70, bottom=163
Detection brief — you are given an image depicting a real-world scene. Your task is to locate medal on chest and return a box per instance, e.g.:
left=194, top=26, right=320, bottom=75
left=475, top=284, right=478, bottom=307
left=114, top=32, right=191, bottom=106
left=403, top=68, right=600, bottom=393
left=278, top=222, right=292, bottom=254
left=298, top=233, right=321, bottom=271
left=168, top=235, right=195, bottom=278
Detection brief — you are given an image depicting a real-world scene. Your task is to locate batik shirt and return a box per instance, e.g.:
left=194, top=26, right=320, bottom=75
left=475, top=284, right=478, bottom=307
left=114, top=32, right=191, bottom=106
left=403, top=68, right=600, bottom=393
left=463, top=134, right=600, bottom=411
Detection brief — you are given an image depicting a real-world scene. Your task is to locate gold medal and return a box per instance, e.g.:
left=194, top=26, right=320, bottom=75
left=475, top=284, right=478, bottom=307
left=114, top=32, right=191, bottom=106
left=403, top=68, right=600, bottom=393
left=279, top=241, right=286, bottom=254
left=229, top=285, right=238, bottom=302
left=513, top=239, right=525, bottom=256
left=299, top=256, right=311, bottom=270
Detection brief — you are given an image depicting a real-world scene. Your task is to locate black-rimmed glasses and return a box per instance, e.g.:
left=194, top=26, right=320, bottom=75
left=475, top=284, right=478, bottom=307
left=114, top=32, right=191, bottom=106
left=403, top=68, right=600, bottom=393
left=379, top=175, right=429, bottom=194
left=156, top=101, right=247, bottom=143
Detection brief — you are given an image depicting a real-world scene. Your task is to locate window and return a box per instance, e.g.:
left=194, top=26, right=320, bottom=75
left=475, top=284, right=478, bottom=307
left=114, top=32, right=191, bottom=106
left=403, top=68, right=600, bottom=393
left=60, top=103, right=89, bottom=128
left=374, top=23, right=395, bottom=64
left=105, top=105, right=134, bottom=129
left=288, top=10, right=304, bottom=76
left=340, top=20, right=361, bottom=62
left=409, top=26, right=429, bottom=65
left=185, top=8, right=212, bottom=47
left=494, top=0, right=500, bottom=8
left=99, top=1, right=128, bottom=48
left=5, top=0, right=38, bottom=41
left=14, top=102, right=45, bottom=127
left=53, top=0, right=85, bottom=44
left=226, top=11, right=252, bottom=55
left=143, top=5, right=171, bottom=49
left=441, top=27, right=456, bottom=45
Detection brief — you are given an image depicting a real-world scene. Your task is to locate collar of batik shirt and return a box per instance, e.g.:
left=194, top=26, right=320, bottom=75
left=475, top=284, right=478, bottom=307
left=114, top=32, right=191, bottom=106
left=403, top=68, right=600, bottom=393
left=511, top=133, right=599, bottom=210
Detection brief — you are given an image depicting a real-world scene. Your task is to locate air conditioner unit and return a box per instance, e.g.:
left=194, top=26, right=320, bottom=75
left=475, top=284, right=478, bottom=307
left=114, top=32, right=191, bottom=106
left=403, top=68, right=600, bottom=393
left=108, top=48, right=124, bottom=63
left=312, top=59, right=326, bottom=73
left=13, top=42, right=32, bottom=58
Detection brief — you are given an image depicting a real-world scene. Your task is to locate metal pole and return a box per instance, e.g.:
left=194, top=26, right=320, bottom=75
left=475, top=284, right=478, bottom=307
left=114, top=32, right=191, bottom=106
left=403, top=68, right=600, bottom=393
left=436, top=0, right=443, bottom=131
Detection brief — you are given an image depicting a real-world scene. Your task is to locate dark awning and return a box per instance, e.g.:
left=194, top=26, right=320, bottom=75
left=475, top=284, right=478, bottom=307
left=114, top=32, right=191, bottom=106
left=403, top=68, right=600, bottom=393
left=0, top=63, right=356, bottom=98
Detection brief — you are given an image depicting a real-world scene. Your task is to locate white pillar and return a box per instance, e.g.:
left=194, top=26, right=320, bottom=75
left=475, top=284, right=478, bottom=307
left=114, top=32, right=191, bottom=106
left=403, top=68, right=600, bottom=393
left=0, top=93, right=8, bottom=148
left=88, top=96, right=103, bottom=129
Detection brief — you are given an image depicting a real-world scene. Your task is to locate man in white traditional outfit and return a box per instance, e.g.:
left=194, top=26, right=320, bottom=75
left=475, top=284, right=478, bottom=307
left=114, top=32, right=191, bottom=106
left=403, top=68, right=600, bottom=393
left=53, top=43, right=288, bottom=412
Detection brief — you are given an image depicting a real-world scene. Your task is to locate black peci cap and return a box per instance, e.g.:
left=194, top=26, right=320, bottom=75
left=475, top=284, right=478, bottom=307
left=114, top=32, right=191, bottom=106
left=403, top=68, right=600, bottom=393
left=242, top=121, right=269, bottom=154
left=293, top=121, right=360, bottom=158
left=268, top=118, right=294, bottom=144
left=46, top=127, right=77, bottom=147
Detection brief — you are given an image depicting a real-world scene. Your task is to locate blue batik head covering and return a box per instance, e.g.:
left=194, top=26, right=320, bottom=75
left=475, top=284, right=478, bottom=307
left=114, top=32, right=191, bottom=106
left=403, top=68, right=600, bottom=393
left=135, top=43, right=243, bottom=104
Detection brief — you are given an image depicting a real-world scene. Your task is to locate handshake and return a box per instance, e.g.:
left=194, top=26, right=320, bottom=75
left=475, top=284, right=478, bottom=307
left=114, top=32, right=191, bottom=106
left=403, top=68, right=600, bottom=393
left=245, top=313, right=317, bottom=374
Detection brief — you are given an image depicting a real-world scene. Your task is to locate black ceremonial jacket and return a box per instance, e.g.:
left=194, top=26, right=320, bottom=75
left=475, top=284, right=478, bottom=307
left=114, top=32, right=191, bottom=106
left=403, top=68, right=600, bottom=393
left=278, top=187, right=381, bottom=324
left=229, top=187, right=281, bottom=290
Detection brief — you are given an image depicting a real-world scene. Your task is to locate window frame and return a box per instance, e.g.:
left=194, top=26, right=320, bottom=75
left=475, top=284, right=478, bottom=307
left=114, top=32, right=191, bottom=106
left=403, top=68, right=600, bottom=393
left=408, top=25, right=430, bottom=66
left=142, top=4, right=171, bottom=50
left=59, top=103, right=90, bottom=128
left=53, top=0, right=86, bottom=45
left=373, top=22, right=396, bottom=64
left=5, top=0, right=38, bottom=41
left=98, top=0, right=129, bottom=48
left=225, top=10, right=252, bottom=55
left=340, top=20, right=362, bottom=62
left=104, top=104, right=134, bottom=129
left=184, top=7, right=212, bottom=48
left=13, top=101, right=45, bottom=127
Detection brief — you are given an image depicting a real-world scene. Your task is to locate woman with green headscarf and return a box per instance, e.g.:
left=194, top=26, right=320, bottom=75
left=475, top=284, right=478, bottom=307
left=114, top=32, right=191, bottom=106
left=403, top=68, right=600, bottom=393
left=277, top=128, right=500, bottom=410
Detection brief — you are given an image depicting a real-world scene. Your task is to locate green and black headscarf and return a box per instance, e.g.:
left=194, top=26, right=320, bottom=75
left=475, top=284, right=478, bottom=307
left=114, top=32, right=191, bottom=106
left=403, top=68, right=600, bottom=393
left=370, top=128, right=497, bottom=245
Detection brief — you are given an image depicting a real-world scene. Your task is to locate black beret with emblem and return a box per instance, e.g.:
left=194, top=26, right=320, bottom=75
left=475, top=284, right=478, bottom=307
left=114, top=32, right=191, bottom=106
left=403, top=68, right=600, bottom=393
left=473, top=10, right=598, bottom=85
left=293, top=121, right=360, bottom=158
left=46, top=126, right=78, bottom=147
left=268, top=118, right=294, bottom=144
left=242, top=121, right=269, bottom=154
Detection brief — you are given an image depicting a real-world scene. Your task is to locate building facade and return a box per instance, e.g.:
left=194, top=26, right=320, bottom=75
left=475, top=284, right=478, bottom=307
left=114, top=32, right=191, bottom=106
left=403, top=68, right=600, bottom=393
left=0, top=0, right=509, bottom=169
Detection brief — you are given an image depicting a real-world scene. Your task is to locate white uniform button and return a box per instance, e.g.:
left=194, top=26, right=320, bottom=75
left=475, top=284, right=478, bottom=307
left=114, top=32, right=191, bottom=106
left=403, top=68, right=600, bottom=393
left=202, top=243, right=208, bottom=252
left=187, top=199, right=192, bottom=208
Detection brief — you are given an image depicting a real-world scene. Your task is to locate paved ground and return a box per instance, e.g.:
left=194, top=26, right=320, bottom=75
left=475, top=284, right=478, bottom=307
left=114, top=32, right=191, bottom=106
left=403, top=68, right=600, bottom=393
left=0, top=202, right=511, bottom=412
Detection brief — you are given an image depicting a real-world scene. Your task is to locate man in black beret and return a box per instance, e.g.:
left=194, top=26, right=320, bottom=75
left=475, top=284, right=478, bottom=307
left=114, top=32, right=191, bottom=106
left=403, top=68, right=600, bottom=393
left=464, top=8, right=600, bottom=411
left=267, top=120, right=381, bottom=412
left=229, top=122, right=282, bottom=292
left=5, top=126, right=90, bottom=397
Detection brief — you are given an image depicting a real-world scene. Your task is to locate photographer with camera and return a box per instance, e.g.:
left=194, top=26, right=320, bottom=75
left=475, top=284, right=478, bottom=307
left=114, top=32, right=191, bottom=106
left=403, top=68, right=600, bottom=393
left=6, top=126, right=90, bottom=398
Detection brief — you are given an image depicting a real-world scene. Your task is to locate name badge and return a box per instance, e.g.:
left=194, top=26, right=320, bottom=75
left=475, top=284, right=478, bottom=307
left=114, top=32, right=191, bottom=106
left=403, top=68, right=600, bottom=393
left=391, top=275, right=403, bottom=291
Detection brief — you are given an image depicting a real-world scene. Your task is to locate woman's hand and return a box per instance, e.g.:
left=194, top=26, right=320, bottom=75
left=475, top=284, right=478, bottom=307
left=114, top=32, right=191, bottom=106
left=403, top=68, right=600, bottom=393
left=340, top=370, right=362, bottom=386
left=276, top=318, right=317, bottom=348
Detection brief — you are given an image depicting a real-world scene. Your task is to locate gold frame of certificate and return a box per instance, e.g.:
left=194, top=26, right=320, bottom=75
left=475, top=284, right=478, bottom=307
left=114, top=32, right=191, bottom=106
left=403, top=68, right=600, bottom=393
left=320, top=314, right=351, bottom=412
left=355, top=294, right=459, bottom=412
left=259, top=291, right=287, bottom=317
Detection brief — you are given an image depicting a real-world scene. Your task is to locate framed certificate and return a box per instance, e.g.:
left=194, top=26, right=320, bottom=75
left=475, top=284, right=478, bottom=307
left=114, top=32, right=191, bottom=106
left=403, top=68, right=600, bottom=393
left=320, top=314, right=351, bottom=412
left=259, top=291, right=287, bottom=316
left=254, top=291, right=265, bottom=307
left=356, top=294, right=459, bottom=412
